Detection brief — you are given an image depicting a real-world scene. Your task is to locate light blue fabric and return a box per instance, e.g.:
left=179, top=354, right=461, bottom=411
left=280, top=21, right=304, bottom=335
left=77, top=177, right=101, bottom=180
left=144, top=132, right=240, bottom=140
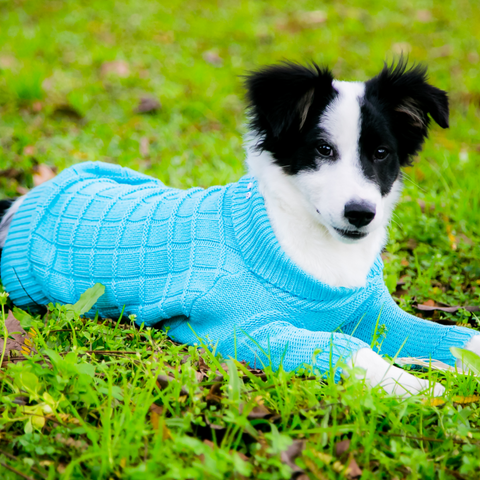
left=2, top=161, right=478, bottom=379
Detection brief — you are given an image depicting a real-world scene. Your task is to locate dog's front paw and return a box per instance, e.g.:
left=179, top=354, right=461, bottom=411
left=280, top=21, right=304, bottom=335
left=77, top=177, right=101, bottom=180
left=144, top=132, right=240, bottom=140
left=348, top=348, right=445, bottom=397
left=456, top=334, right=480, bottom=371
left=380, top=366, right=446, bottom=397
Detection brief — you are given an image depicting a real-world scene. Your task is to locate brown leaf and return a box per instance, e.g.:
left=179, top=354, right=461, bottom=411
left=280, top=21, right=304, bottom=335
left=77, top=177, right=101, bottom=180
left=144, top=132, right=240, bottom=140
left=139, top=137, right=149, bottom=157
left=101, top=60, right=130, bottom=77
left=149, top=404, right=164, bottom=431
left=416, top=9, right=432, bottom=22
left=180, top=354, right=191, bottom=364
left=246, top=404, right=272, bottom=420
left=205, top=415, right=226, bottom=431
left=135, top=97, right=161, bottom=114
left=406, top=238, right=418, bottom=250
left=23, top=145, right=36, bottom=156
left=346, top=456, right=362, bottom=479
left=55, top=434, right=88, bottom=451
left=197, top=356, right=211, bottom=373
left=149, top=403, right=164, bottom=415
left=299, top=10, right=327, bottom=26
left=33, top=164, right=56, bottom=187
left=0, top=55, right=15, bottom=68
left=280, top=439, right=306, bottom=476
left=52, top=104, right=83, bottom=121
left=157, top=374, right=188, bottom=395
left=32, top=101, right=43, bottom=113
left=335, top=439, right=350, bottom=457
left=415, top=303, right=480, bottom=314
left=206, top=382, right=223, bottom=405
left=0, top=311, right=33, bottom=360
left=203, top=50, right=223, bottom=67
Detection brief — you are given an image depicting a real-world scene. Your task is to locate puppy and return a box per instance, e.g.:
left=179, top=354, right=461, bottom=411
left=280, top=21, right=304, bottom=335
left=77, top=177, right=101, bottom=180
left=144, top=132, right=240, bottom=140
left=0, top=60, right=479, bottom=396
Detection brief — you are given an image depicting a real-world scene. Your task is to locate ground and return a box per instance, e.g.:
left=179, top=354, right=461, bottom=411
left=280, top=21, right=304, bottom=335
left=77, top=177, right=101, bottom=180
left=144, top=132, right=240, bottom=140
left=0, top=0, right=480, bottom=478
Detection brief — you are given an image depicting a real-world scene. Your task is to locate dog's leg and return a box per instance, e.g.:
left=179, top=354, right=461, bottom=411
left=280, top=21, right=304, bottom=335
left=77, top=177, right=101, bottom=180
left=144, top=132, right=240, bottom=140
left=166, top=313, right=444, bottom=396
left=343, top=284, right=480, bottom=373
left=347, top=347, right=445, bottom=397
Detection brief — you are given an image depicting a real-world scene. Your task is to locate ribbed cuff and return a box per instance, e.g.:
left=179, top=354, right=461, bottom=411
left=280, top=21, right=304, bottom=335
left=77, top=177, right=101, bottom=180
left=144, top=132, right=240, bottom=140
left=324, top=333, right=370, bottom=382
left=432, top=326, right=480, bottom=366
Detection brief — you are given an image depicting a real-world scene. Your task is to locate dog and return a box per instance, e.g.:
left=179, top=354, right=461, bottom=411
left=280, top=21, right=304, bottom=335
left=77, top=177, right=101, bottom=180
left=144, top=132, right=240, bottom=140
left=1, top=60, right=479, bottom=396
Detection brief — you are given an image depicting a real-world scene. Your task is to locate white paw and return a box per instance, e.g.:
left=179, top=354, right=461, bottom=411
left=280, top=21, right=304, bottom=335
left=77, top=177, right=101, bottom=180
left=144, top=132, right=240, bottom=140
left=347, top=348, right=445, bottom=397
left=456, top=334, right=480, bottom=371
left=380, top=367, right=446, bottom=397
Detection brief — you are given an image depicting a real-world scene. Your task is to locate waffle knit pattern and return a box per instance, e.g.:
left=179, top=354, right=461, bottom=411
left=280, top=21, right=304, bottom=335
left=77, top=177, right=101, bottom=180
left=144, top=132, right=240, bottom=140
left=2, top=161, right=478, bottom=379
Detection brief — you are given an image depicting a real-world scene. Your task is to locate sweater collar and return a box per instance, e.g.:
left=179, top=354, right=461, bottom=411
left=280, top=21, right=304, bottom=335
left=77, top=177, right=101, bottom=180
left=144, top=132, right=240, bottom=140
left=230, top=175, right=384, bottom=302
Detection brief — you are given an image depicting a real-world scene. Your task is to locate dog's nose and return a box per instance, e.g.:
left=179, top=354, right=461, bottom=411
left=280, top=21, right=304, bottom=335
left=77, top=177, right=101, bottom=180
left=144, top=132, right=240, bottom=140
left=344, top=201, right=376, bottom=228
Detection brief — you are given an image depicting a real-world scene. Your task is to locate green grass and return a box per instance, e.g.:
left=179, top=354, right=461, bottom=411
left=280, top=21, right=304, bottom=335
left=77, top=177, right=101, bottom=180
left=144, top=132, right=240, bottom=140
left=1, top=0, right=480, bottom=478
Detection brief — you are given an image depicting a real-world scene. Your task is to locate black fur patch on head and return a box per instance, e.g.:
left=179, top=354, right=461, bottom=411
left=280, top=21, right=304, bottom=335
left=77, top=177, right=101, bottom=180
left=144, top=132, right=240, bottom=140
left=245, top=62, right=336, bottom=174
left=358, top=100, right=403, bottom=197
left=363, top=58, right=449, bottom=167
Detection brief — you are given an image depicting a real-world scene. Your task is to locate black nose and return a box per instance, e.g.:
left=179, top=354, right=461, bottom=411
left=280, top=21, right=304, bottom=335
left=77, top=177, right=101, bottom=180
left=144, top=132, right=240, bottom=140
left=344, top=201, right=376, bottom=228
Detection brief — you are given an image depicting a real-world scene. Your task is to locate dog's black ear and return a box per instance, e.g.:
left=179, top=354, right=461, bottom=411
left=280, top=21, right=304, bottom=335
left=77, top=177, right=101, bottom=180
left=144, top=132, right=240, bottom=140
left=245, top=62, right=334, bottom=139
left=366, top=59, right=449, bottom=162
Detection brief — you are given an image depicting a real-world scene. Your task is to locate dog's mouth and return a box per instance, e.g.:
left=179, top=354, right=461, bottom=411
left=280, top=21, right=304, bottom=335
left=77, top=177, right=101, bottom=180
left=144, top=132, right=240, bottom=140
left=333, top=227, right=368, bottom=240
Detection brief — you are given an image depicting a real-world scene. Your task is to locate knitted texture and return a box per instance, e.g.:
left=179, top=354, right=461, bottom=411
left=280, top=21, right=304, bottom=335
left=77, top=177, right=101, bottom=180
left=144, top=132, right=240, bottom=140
left=2, top=161, right=478, bottom=379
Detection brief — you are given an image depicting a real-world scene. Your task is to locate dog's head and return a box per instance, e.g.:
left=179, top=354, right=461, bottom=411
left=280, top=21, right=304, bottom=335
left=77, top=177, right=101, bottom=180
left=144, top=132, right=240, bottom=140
left=245, top=60, right=449, bottom=243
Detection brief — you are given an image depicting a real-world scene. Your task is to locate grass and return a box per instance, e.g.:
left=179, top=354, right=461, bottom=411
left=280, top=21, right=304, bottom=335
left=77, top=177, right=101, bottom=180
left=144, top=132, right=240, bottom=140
left=0, top=0, right=480, bottom=478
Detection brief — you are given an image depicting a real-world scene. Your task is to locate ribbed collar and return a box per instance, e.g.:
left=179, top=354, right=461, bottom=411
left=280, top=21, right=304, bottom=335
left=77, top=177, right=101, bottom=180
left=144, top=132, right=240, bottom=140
left=230, top=175, right=384, bottom=302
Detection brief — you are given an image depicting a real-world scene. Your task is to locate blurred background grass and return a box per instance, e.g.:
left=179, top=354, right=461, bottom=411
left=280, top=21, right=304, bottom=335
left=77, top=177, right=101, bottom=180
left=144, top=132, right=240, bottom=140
left=0, top=0, right=479, bottom=306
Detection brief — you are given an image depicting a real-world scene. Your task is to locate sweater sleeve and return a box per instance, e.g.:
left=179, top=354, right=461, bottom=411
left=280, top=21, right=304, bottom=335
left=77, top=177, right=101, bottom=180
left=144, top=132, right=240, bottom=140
left=342, top=283, right=480, bottom=366
left=165, top=311, right=370, bottom=381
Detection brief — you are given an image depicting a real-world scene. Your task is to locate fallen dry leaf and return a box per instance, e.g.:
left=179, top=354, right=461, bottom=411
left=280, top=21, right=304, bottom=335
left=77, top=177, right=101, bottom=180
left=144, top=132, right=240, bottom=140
left=246, top=404, right=272, bottom=420
left=423, top=397, right=446, bottom=407
left=139, top=137, right=150, bottom=157
left=33, top=164, right=56, bottom=187
left=280, top=439, right=306, bottom=476
left=453, top=395, right=480, bottom=405
left=299, top=10, right=327, bottom=26
left=197, top=356, right=210, bottom=373
left=52, top=104, right=83, bottom=121
left=346, top=456, right=362, bottom=479
left=23, top=145, right=36, bottom=156
left=135, top=97, right=161, bottom=114
left=205, top=382, right=223, bottom=405
left=157, top=374, right=189, bottom=395
left=416, top=9, right=432, bottom=22
left=32, top=101, right=43, bottom=113
left=203, top=50, right=223, bottom=67
left=335, top=439, right=350, bottom=457
left=415, top=302, right=480, bottom=314
left=0, top=310, right=36, bottom=362
left=55, top=434, right=88, bottom=451
left=101, top=60, right=130, bottom=77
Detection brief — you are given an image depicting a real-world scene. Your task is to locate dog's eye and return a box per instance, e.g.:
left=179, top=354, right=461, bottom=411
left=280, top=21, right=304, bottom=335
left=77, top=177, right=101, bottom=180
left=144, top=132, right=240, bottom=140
left=374, top=147, right=389, bottom=161
left=317, top=144, right=333, bottom=157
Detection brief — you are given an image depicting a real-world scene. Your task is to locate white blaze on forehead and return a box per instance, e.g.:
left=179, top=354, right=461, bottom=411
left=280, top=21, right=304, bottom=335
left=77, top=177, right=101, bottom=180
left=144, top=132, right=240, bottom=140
left=320, top=81, right=365, bottom=156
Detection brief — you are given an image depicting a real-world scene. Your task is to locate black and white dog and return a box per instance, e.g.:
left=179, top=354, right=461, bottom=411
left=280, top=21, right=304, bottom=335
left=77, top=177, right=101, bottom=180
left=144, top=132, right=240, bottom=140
left=1, top=60, right=478, bottom=395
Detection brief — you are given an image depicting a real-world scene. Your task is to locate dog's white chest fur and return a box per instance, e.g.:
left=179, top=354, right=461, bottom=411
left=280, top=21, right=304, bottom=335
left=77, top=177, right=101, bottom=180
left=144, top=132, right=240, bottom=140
left=247, top=149, right=390, bottom=288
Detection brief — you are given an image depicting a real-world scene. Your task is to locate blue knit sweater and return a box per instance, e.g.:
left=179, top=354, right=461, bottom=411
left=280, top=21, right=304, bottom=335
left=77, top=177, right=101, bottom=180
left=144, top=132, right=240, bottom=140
left=1, top=162, right=477, bottom=377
